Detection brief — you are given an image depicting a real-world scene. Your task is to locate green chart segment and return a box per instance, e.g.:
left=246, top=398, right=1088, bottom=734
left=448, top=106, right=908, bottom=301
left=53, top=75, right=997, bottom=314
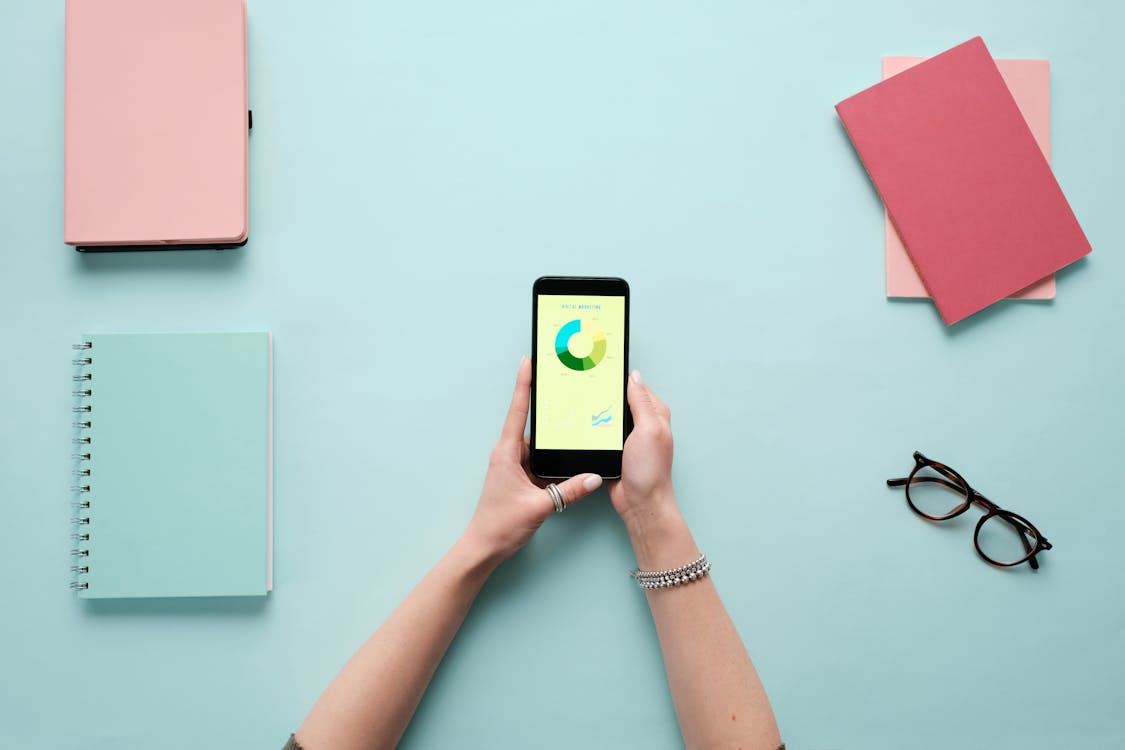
left=554, top=319, right=607, bottom=371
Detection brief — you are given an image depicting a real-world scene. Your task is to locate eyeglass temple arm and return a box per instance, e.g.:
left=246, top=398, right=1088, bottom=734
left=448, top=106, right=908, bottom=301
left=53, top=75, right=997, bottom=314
left=886, top=475, right=965, bottom=493
left=1012, top=521, right=1040, bottom=570
left=1011, top=509, right=1042, bottom=570
left=1000, top=506, right=1051, bottom=551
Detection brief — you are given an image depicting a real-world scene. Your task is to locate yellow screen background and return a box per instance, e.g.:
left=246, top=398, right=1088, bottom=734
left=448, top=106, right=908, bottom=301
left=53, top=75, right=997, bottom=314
left=535, top=294, right=626, bottom=450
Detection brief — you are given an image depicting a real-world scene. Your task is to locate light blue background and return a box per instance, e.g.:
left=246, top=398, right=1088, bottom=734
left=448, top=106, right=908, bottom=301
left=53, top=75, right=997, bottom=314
left=1, top=1, right=1122, bottom=748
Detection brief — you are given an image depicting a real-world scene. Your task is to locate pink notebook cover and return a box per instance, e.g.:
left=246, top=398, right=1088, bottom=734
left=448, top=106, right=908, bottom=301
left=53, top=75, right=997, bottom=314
left=837, top=37, right=1090, bottom=324
left=884, top=56, right=1055, bottom=300
left=64, top=0, right=248, bottom=247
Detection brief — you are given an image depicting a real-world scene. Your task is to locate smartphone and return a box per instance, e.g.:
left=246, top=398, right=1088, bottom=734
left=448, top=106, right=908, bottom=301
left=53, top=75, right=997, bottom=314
left=530, top=276, right=630, bottom=479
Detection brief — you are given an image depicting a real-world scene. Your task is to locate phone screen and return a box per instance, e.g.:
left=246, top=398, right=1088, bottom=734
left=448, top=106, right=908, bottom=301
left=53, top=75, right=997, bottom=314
left=534, top=294, right=627, bottom=451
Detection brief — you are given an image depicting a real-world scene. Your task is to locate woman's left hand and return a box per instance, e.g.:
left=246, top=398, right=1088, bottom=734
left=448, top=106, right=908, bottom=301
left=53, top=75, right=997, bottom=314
left=463, top=356, right=603, bottom=563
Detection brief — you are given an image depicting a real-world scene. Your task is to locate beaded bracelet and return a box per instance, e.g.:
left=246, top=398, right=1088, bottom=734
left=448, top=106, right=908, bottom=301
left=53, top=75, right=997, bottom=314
left=630, top=554, right=710, bottom=590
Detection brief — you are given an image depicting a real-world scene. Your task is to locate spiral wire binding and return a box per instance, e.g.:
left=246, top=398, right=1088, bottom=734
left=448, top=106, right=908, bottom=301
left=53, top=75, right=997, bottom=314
left=71, top=342, right=93, bottom=592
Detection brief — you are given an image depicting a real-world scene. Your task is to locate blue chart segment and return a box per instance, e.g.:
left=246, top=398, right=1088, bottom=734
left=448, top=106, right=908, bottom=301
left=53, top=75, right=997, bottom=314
left=554, top=319, right=607, bottom=371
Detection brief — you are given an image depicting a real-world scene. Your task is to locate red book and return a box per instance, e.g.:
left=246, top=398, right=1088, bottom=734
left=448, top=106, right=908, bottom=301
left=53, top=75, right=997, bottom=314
left=836, top=37, right=1090, bottom=325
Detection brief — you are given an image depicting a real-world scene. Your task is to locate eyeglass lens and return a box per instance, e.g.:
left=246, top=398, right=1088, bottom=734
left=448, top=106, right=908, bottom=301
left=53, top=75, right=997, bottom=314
left=905, top=464, right=969, bottom=519
left=976, top=514, right=1038, bottom=565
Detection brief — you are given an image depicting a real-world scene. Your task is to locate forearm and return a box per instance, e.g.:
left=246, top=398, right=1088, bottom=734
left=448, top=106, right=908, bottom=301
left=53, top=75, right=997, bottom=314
left=627, top=499, right=781, bottom=750
left=296, top=536, right=500, bottom=750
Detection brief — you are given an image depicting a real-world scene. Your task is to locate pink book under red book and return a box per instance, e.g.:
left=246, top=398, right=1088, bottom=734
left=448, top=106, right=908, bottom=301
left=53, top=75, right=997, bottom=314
left=837, top=37, right=1090, bottom=324
left=64, top=0, right=248, bottom=249
left=883, top=56, right=1055, bottom=301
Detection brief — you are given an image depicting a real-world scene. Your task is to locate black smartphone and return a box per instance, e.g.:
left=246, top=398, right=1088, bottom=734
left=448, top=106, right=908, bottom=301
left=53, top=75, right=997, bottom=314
left=530, top=276, right=630, bottom=480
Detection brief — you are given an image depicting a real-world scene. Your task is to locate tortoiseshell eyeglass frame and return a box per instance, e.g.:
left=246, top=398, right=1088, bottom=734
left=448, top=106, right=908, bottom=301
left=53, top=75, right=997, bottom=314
left=886, top=451, right=1052, bottom=570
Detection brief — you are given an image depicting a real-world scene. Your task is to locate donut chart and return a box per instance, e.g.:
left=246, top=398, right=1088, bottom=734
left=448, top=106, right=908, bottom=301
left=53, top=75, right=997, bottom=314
left=554, top=319, right=607, bottom=371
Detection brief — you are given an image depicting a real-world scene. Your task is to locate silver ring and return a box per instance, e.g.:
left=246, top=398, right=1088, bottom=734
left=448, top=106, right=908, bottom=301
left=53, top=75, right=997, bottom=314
left=546, top=483, right=566, bottom=513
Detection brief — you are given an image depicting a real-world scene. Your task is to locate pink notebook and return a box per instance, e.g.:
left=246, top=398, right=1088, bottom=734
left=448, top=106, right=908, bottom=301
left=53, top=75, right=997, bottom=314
left=883, top=56, right=1055, bottom=300
left=837, top=37, right=1090, bottom=324
left=64, top=0, right=248, bottom=251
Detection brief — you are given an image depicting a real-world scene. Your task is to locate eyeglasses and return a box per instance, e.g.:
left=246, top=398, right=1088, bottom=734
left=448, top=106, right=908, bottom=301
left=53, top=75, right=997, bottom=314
left=887, top=451, right=1052, bottom=569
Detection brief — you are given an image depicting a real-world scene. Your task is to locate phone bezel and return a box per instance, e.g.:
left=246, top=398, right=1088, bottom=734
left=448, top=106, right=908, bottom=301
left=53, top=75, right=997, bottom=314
left=530, top=276, right=630, bottom=480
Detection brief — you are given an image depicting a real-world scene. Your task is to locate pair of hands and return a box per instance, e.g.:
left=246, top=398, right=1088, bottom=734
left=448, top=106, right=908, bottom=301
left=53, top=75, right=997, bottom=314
left=464, top=356, right=676, bottom=563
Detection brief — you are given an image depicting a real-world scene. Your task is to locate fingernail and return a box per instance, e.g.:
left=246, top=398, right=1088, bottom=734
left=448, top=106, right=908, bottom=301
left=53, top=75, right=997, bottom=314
left=521, top=355, right=529, bottom=366
left=583, top=474, right=603, bottom=491
left=630, top=370, right=643, bottom=384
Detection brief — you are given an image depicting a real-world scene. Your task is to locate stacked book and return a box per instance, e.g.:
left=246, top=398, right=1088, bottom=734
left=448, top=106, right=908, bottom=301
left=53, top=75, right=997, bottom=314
left=836, top=37, right=1090, bottom=325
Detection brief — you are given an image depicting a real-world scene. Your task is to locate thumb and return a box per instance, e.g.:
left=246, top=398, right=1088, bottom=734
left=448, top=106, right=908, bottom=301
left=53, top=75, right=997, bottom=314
left=626, top=370, right=658, bottom=429
left=553, top=473, right=604, bottom=509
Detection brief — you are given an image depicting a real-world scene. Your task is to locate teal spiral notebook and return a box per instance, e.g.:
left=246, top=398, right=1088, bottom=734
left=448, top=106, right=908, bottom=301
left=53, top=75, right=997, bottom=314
left=72, top=332, right=273, bottom=598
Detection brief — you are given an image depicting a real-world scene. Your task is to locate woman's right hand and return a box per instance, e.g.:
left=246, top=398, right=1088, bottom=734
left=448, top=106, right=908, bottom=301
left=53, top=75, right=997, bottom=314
left=608, top=371, right=678, bottom=528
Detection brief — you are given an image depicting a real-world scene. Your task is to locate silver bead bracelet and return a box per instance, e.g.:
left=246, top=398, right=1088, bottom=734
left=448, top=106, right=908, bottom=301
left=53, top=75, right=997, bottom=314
left=630, top=554, right=710, bottom=590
